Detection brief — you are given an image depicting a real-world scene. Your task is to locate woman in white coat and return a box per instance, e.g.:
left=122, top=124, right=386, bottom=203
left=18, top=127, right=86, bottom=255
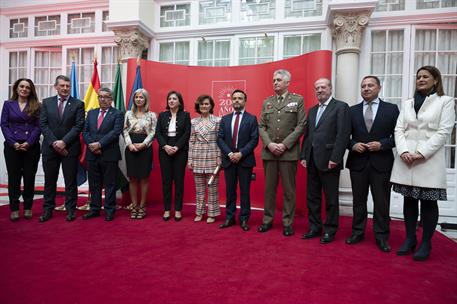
left=390, top=66, right=455, bottom=261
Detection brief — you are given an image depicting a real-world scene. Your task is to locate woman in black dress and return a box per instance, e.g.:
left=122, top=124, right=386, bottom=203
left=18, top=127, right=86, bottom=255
left=156, top=91, right=191, bottom=221
left=123, top=89, right=157, bottom=219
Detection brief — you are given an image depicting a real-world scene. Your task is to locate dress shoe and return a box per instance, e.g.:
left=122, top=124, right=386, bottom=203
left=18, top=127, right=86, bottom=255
left=219, top=218, right=236, bottom=229
left=240, top=220, right=250, bottom=231
left=24, top=209, right=32, bottom=219
left=413, top=242, right=431, bottom=261
left=39, top=210, right=52, bottom=222
left=54, top=204, right=66, bottom=211
left=163, top=211, right=171, bottom=221
left=283, top=226, right=294, bottom=237
left=82, top=211, right=100, bottom=220
left=376, top=239, right=391, bottom=252
left=77, top=203, right=90, bottom=211
left=302, top=229, right=322, bottom=239
left=10, top=211, right=20, bottom=221
left=194, top=215, right=203, bottom=222
left=320, top=233, right=335, bottom=244
left=66, top=210, right=76, bottom=222
left=257, top=223, right=272, bottom=233
left=206, top=217, right=216, bottom=224
left=396, top=238, right=417, bottom=256
left=174, top=211, right=182, bottom=222
left=346, top=234, right=364, bottom=245
left=105, top=214, right=114, bottom=222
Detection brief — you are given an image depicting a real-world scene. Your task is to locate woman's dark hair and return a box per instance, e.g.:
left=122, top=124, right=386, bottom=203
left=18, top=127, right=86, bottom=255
left=10, top=78, right=41, bottom=118
left=194, top=94, right=215, bottom=114
left=166, top=90, right=184, bottom=111
left=416, top=66, right=444, bottom=96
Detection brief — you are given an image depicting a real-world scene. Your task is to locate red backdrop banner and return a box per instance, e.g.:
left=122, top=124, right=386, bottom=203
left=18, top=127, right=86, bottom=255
left=126, top=50, right=332, bottom=213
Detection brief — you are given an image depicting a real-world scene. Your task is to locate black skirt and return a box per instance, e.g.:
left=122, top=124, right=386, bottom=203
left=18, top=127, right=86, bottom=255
left=392, top=183, right=447, bottom=201
left=125, top=133, right=152, bottom=179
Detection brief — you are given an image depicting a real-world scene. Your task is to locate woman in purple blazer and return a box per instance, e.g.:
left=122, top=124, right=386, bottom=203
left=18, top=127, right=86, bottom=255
left=1, top=78, right=41, bottom=221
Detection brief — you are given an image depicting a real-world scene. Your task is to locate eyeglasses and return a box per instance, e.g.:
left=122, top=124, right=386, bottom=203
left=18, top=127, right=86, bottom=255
left=98, top=95, right=112, bottom=100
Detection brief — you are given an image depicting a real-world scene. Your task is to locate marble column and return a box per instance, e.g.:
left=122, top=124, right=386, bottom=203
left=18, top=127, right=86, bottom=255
left=113, top=28, right=150, bottom=61
left=331, top=12, right=370, bottom=211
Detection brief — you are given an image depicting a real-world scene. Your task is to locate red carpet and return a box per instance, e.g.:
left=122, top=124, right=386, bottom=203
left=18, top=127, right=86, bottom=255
left=0, top=200, right=456, bottom=304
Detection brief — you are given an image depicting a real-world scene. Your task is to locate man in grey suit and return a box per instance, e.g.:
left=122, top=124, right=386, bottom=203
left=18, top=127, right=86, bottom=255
left=258, top=69, right=306, bottom=236
left=39, top=75, right=85, bottom=222
left=300, top=78, right=350, bottom=243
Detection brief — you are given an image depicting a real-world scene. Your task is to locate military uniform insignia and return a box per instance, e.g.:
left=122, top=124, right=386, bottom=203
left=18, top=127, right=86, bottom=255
left=287, top=102, right=297, bottom=107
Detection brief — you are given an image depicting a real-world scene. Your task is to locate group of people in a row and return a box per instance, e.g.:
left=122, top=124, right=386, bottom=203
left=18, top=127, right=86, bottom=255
left=2, top=65, right=453, bottom=262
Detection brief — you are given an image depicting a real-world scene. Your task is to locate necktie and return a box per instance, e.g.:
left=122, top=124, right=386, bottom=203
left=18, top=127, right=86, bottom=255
left=97, top=110, right=106, bottom=129
left=58, top=98, right=65, bottom=119
left=365, top=103, right=373, bottom=132
left=231, top=112, right=241, bottom=151
left=278, top=96, right=283, bottom=104
left=315, top=104, right=325, bottom=126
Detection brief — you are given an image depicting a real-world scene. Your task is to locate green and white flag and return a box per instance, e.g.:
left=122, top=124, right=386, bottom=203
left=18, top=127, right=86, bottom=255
left=113, top=63, right=129, bottom=193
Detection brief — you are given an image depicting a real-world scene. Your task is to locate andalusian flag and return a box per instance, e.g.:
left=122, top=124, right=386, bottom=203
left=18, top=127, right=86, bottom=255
left=113, top=63, right=125, bottom=113
left=113, top=63, right=129, bottom=193
left=84, top=59, right=101, bottom=112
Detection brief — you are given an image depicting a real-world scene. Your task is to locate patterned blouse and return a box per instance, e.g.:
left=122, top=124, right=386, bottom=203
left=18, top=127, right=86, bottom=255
left=189, top=114, right=221, bottom=174
left=123, top=110, right=157, bottom=147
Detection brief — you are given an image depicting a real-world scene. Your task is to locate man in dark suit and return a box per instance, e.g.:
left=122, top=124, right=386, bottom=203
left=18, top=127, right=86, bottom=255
left=300, top=78, right=350, bottom=243
left=345, top=76, right=399, bottom=252
left=217, top=90, right=259, bottom=231
left=39, top=75, right=85, bottom=222
left=82, top=88, right=124, bottom=221
left=258, top=69, right=306, bottom=236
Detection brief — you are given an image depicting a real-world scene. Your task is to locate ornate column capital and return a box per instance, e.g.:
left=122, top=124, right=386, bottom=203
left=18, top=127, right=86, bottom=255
left=113, top=28, right=150, bottom=60
left=332, top=12, right=370, bottom=55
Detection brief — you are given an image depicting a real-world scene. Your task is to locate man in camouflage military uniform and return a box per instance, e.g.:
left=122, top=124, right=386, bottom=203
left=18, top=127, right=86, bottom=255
left=258, top=69, right=306, bottom=236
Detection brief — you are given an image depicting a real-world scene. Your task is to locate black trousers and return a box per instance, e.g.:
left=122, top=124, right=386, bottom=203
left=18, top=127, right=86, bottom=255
left=350, top=165, right=391, bottom=240
left=306, top=155, right=340, bottom=235
left=159, top=149, right=188, bottom=211
left=42, top=153, right=79, bottom=212
left=223, top=164, right=253, bottom=221
left=4, top=143, right=40, bottom=211
left=87, top=159, right=118, bottom=216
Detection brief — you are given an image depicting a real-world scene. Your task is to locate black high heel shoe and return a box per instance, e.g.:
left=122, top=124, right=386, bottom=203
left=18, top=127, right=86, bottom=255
left=162, top=211, right=170, bottom=221
left=174, top=211, right=182, bottom=222
left=396, top=238, right=417, bottom=256
left=413, top=242, right=431, bottom=261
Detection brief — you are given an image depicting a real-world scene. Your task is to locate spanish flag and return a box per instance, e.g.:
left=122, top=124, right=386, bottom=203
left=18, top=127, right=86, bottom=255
left=84, top=59, right=101, bottom=112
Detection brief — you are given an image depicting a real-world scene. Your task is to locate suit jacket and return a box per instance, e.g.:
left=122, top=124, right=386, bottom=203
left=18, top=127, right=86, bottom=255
left=346, top=100, right=399, bottom=173
left=156, top=110, right=191, bottom=151
left=390, top=94, right=455, bottom=189
left=217, top=111, right=259, bottom=168
left=301, top=98, right=350, bottom=171
left=188, top=115, right=221, bottom=173
left=258, top=92, right=306, bottom=161
left=83, top=107, right=124, bottom=162
left=39, top=95, right=85, bottom=157
left=1, top=100, right=41, bottom=147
